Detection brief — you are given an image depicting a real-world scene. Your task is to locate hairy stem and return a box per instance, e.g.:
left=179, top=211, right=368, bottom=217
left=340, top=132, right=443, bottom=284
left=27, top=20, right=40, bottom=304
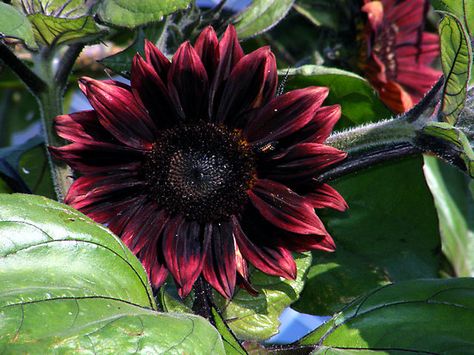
left=35, top=49, right=73, bottom=201
left=0, top=42, right=47, bottom=94
left=55, top=43, right=84, bottom=92
left=192, top=277, right=213, bottom=321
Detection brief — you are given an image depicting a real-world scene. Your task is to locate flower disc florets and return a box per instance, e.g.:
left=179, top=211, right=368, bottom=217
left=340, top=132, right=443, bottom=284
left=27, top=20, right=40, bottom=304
left=144, top=123, right=255, bottom=222
left=51, top=25, right=348, bottom=299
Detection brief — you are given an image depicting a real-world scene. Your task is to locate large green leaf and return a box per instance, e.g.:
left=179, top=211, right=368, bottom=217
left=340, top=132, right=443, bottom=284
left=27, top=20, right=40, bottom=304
left=232, top=0, right=294, bottom=39
left=0, top=194, right=225, bottom=354
left=439, top=13, right=472, bottom=124
left=299, top=278, right=474, bottom=352
left=293, top=157, right=442, bottom=315
left=0, top=3, right=37, bottom=49
left=283, top=65, right=391, bottom=128
left=97, top=0, right=190, bottom=28
left=0, top=298, right=224, bottom=353
left=0, top=193, right=155, bottom=308
left=28, top=14, right=105, bottom=47
left=432, top=0, right=474, bottom=37
left=424, top=156, right=474, bottom=277
left=214, top=253, right=312, bottom=341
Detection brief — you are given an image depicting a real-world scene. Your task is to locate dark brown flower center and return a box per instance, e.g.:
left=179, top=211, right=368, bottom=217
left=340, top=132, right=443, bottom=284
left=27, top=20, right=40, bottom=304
left=144, top=123, right=255, bottom=222
left=373, top=23, right=399, bottom=79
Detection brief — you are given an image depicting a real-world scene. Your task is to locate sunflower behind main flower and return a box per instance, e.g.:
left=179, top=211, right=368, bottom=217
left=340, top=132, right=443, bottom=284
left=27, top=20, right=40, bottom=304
left=362, top=0, right=442, bottom=113
left=51, top=25, right=347, bottom=299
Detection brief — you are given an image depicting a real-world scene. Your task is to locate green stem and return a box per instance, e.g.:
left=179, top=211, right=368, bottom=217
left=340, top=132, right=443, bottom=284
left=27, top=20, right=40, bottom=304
left=35, top=49, right=72, bottom=201
left=325, top=117, right=417, bottom=156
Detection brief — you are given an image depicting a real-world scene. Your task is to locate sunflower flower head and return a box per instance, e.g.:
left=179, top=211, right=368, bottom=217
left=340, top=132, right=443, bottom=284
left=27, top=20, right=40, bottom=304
left=51, top=25, right=347, bottom=299
left=361, top=0, right=442, bottom=113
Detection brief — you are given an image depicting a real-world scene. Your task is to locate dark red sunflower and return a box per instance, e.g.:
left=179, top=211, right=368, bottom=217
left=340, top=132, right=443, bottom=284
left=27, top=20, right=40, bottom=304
left=362, top=0, right=441, bottom=113
left=51, top=25, right=347, bottom=299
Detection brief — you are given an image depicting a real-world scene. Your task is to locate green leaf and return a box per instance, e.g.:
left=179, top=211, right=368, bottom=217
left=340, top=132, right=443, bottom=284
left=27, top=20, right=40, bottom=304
left=214, top=252, right=312, bottom=341
left=423, top=156, right=474, bottom=276
left=211, top=307, right=247, bottom=355
left=232, top=0, right=294, bottom=39
left=97, top=0, right=191, bottom=28
left=293, top=157, right=442, bottom=315
left=439, top=13, right=472, bottom=124
left=282, top=65, right=391, bottom=128
left=0, top=298, right=224, bottom=353
left=11, top=0, right=91, bottom=17
left=299, top=278, right=474, bottom=352
left=0, top=193, right=155, bottom=309
left=28, top=14, right=105, bottom=47
left=432, top=0, right=474, bottom=37
left=0, top=194, right=225, bottom=354
left=0, top=3, right=37, bottom=49
left=423, top=121, right=474, bottom=176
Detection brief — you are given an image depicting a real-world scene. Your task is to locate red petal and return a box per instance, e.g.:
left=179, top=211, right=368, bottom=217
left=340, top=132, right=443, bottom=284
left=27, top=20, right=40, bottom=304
left=162, top=216, right=204, bottom=298
left=50, top=143, right=143, bottom=174
left=307, top=183, right=348, bottom=212
left=79, top=77, right=156, bottom=149
left=244, top=87, right=329, bottom=145
left=232, top=216, right=296, bottom=279
left=248, top=179, right=328, bottom=235
left=65, top=170, right=144, bottom=211
left=378, top=80, right=413, bottom=113
left=215, top=46, right=277, bottom=126
left=144, top=39, right=170, bottom=80
left=131, top=54, right=178, bottom=128
left=194, top=26, right=219, bottom=82
left=167, top=42, right=209, bottom=121
left=54, top=111, right=117, bottom=144
left=202, top=222, right=236, bottom=299
left=278, top=233, right=336, bottom=253
left=263, top=143, right=347, bottom=182
left=209, top=25, right=244, bottom=115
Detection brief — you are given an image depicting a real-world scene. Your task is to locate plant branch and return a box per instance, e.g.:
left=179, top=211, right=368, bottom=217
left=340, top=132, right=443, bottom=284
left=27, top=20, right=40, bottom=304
left=54, top=43, right=84, bottom=92
left=315, top=143, right=421, bottom=183
left=0, top=42, right=47, bottom=94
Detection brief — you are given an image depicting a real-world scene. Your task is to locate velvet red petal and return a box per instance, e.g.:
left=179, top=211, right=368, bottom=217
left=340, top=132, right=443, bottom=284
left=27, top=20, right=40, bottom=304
left=54, top=110, right=117, bottom=144
left=244, top=87, right=329, bottom=145
left=144, top=39, right=170, bottom=80
left=162, top=216, right=204, bottom=298
left=79, top=77, right=156, bottom=149
left=131, top=54, right=178, bottom=128
left=216, top=46, right=277, bottom=126
left=209, top=25, right=244, bottom=116
left=278, top=233, right=336, bottom=253
left=263, top=143, right=347, bottom=182
left=306, top=183, right=348, bottom=212
left=168, top=42, right=209, bottom=121
left=202, top=222, right=236, bottom=299
left=232, top=216, right=296, bottom=279
left=49, top=143, right=143, bottom=174
left=248, top=179, right=328, bottom=235
left=194, top=26, right=219, bottom=82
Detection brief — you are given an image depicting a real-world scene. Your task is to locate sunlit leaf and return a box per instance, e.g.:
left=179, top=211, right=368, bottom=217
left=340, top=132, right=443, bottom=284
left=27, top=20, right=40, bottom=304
left=299, top=278, right=474, bottom=352
left=97, top=0, right=190, bottom=28
left=424, top=156, right=474, bottom=277
left=233, top=0, right=294, bottom=39
left=439, top=13, right=472, bottom=124
left=432, top=0, right=474, bottom=37
left=28, top=14, right=105, bottom=47
left=0, top=194, right=225, bottom=354
left=0, top=2, right=37, bottom=49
